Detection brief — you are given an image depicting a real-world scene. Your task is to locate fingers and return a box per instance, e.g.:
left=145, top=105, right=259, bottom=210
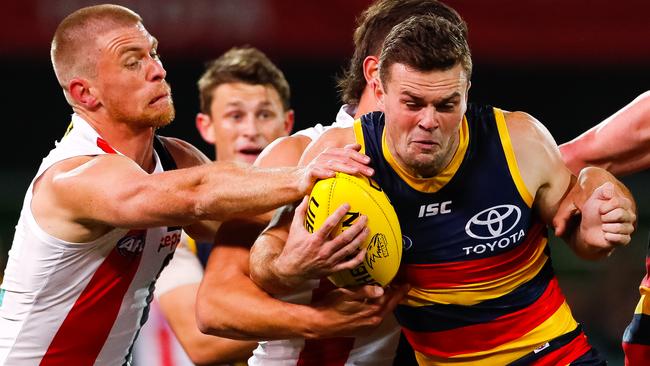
left=552, top=201, right=578, bottom=237
left=311, top=147, right=374, bottom=178
left=603, top=232, right=632, bottom=246
left=291, top=196, right=310, bottom=229
left=594, top=182, right=615, bottom=201
left=313, top=203, right=352, bottom=241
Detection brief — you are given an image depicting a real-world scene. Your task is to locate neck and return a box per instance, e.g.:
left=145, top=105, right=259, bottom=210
left=74, top=108, right=157, bottom=172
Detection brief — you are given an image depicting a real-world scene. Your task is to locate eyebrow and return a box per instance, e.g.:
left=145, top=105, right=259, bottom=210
left=402, top=90, right=461, bottom=102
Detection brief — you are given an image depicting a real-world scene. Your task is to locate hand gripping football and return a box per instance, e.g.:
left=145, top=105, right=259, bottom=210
left=305, top=173, right=402, bottom=287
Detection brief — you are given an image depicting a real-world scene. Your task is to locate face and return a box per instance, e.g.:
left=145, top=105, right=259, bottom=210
left=197, top=82, right=293, bottom=164
left=376, top=63, right=469, bottom=178
left=91, top=23, right=174, bottom=128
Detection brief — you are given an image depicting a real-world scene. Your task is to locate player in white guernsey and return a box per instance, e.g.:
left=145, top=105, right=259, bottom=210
left=0, top=5, right=375, bottom=365
left=195, top=3, right=470, bottom=365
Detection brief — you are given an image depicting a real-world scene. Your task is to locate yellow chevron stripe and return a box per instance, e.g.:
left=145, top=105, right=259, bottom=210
left=382, top=116, right=469, bottom=193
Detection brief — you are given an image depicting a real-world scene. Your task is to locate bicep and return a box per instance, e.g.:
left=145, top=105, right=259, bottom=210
left=507, top=112, right=573, bottom=224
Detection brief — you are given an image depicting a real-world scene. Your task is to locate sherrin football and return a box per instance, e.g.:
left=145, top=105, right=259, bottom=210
left=305, top=172, right=402, bottom=287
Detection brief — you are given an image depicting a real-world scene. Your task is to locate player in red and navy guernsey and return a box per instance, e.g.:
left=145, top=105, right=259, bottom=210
left=249, top=12, right=637, bottom=366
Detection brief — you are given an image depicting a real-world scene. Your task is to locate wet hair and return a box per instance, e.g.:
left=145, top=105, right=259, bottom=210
left=197, top=46, right=291, bottom=114
left=337, top=0, right=466, bottom=105
left=379, top=14, right=472, bottom=86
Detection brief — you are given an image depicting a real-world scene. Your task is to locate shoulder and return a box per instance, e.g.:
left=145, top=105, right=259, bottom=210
left=299, top=126, right=356, bottom=165
left=503, top=110, right=558, bottom=157
left=255, top=134, right=312, bottom=168
left=157, top=136, right=211, bottom=169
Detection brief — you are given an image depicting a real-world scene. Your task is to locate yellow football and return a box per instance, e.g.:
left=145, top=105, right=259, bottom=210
left=305, top=172, right=402, bottom=287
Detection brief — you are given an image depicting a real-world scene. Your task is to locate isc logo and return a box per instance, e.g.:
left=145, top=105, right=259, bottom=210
left=418, top=200, right=452, bottom=218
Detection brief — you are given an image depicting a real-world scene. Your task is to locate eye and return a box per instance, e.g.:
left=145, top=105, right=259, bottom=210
left=258, top=110, right=275, bottom=119
left=404, top=101, right=421, bottom=111
left=437, top=102, right=458, bottom=112
left=150, top=50, right=161, bottom=60
left=125, top=59, right=140, bottom=69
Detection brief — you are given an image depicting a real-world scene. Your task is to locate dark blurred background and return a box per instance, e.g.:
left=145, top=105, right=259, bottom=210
left=1, top=1, right=649, bottom=364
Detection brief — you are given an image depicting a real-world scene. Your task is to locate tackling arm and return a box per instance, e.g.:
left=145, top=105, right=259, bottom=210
left=560, top=91, right=650, bottom=176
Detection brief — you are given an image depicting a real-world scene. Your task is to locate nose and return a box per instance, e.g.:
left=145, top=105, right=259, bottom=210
left=148, top=57, right=167, bottom=82
left=418, top=106, right=439, bottom=131
left=239, top=115, right=260, bottom=138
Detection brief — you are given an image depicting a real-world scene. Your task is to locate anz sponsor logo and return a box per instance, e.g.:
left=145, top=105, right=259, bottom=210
left=117, top=230, right=146, bottom=257
left=463, top=204, right=525, bottom=255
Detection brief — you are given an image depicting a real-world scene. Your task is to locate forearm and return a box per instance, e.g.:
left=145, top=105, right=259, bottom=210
left=158, top=284, right=256, bottom=365
left=560, top=91, right=650, bottom=176
left=192, top=162, right=304, bottom=221
left=249, top=231, right=311, bottom=295
left=196, top=273, right=319, bottom=340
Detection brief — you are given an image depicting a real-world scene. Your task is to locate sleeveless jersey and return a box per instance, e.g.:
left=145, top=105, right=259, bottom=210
left=249, top=106, right=402, bottom=366
left=355, top=105, right=601, bottom=365
left=0, top=114, right=182, bottom=365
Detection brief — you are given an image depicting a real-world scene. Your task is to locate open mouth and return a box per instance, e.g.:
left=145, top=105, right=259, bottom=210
left=238, top=147, right=263, bottom=156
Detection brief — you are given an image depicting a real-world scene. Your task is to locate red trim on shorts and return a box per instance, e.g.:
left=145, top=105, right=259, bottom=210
left=402, top=278, right=564, bottom=357
left=96, top=137, right=117, bottom=154
left=404, top=223, right=545, bottom=288
left=297, top=279, right=355, bottom=366
left=623, top=341, right=650, bottom=366
left=40, top=232, right=144, bottom=365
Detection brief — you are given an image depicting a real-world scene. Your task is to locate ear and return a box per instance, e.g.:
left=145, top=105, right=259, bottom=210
left=283, top=109, right=295, bottom=134
left=465, top=80, right=472, bottom=102
left=69, top=78, right=100, bottom=109
left=362, top=55, right=379, bottom=83
left=195, top=113, right=216, bottom=145
left=373, top=78, right=386, bottom=111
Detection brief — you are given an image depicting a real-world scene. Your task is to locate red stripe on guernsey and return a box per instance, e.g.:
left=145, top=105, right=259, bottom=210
left=40, top=231, right=145, bottom=366
left=157, top=322, right=174, bottom=366
left=530, top=332, right=591, bottom=366
left=404, top=223, right=545, bottom=288
left=96, top=137, right=118, bottom=154
left=297, top=279, right=355, bottom=366
left=402, top=277, right=564, bottom=357
left=623, top=342, right=650, bottom=366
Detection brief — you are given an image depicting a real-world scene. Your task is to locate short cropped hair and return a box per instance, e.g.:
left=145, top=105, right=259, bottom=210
left=337, top=0, right=467, bottom=105
left=197, top=47, right=291, bottom=114
left=51, top=4, right=142, bottom=89
left=379, top=14, right=472, bottom=87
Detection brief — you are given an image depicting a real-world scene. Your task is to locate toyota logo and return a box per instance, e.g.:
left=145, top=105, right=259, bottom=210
left=465, top=205, right=521, bottom=239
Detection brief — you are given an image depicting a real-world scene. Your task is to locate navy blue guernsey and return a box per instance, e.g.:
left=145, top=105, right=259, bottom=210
left=351, top=104, right=595, bottom=364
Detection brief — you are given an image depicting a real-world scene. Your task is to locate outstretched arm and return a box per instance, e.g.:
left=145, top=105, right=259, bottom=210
left=32, top=136, right=373, bottom=242
left=560, top=91, right=650, bottom=176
